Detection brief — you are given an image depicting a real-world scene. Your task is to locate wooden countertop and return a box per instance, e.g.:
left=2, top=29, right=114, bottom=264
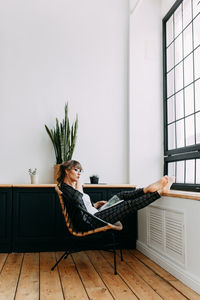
left=2, top=185, right=199, bottom=201
left=162, top=190, right=200, bottom=201
left=12, top=184, right=57, bottom=188
left=12, top=184, right=136, bottom=188
left=83, top=184, right=136, bottom=188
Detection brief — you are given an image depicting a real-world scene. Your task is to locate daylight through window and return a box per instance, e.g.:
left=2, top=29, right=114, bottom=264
left=163, top=0, right=200, bottom=191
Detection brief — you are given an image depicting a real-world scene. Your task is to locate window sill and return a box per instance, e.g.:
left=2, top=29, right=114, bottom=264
left=162, top=190, right=200, bottom=201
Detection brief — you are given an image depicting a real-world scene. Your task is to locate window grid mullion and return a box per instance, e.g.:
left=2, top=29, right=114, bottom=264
left=166, top=44, right=200, bottom=75
left=166, top=75, right=200, bottom=99
left=191, top=0, right=197, bottom=145
left=166, top=10, right=200, bottom=49
left=167, top=110, right=200, bottom=126
left=184, top=160, right=186, bottom=184
left=173, top=13, right=177, bottom=150
left=181, top=2, right=186, bottom=148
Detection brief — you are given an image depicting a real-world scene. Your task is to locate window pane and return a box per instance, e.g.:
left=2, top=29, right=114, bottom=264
left=176, top=160, right=185, bottom=183
left=183, top=0, right=192, bottom=29
left=193, top=14, right=200, bottom=48
left=176, top=119, right=185, bottom=148
left=166, top=15, right=174, bottom=46
left=196, top=159, right=200, bottom=184
left=168, top=123, right=176, bottom=150
left=193, top=0, right=200, bottom=18
left=167, top=43, right=174, bottom=71
left=175, top=62, right=183, bottom=92
left=174, top=5, right=182, bottom=38
left=184, top=54, right=193, bottom=86
left=186, top=159, right=195, bottom=183
left=175, top=35, right=183, bottom=64
left=167, top=70, right=174, bottom=97
left=194, top=47, right=200, bottom=80
left=167, top=97, right=175, bottom=123
left=185, top=84, right=194, bottom=116
left=195, top=79, right=200, bottom=112
left=196, top=112, right=200, bottom=143
left=183, top=24, right=193, bottom=57
left=168, top=162, right=176, bottom=177
left=185, top=115, right=195, bottom=145
left=176, top=90, right=184, bottom=120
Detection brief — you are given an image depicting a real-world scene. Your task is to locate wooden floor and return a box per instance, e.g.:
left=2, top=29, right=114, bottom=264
left=0, top=249, right=199, bottom=300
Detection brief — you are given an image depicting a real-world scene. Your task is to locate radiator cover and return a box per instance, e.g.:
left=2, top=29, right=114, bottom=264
left=147, top=205, right=185, bottom=265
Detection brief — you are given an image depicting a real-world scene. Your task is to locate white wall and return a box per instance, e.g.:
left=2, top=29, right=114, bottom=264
left=0, top=0, right=129, bottom=184
left=161, top=0, right=177, bottom=17
left=129, top=0, right=163, bottom=188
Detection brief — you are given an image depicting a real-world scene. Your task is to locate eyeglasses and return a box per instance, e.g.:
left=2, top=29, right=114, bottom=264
left=73, top=168, right=83, bottom=174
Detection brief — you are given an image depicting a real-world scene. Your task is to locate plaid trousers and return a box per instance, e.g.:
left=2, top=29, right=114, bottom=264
left=94, top=188, right=160, bottom=224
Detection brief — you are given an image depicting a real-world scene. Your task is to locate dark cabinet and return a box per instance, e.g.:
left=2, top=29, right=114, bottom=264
left=0, top=187, right=12, bottom=252
left=13, top=188, right=60, bottom=252
left=12, top=188, right=75, bottom=252
left=84, top=189, right=107, bottom=203
left=1, top=185, right=137, bottom=252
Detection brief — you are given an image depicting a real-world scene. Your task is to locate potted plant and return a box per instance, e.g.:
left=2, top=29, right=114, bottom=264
left=45, top=102, right=78, bottom=183
left=90, top=175, right=99, bottom=184
left=28, top=168, right=38, bottom=184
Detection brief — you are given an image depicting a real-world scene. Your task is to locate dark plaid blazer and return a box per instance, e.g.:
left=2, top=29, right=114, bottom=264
left=60, top=182, right=86, bottom=209
left=60, top=182, right=100, bottom=232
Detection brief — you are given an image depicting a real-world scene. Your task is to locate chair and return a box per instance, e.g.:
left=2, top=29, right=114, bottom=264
left=51, top=186, right=123, bottom=274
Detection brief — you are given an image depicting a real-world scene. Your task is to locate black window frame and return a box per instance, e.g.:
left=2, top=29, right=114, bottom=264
left=163, top=0, right=200, bottom=192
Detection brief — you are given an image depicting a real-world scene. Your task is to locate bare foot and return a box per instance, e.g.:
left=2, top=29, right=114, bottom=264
left=144, top=176, right=168, bottom=193
left=161, top=176, right=175, bottom=194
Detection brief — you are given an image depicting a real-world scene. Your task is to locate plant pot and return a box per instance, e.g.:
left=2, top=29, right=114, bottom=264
left=30, top=175, right=38, bottom=184
left=54, top=164, right=60, bottom=184
left=90, top=176, right=99, bottom=184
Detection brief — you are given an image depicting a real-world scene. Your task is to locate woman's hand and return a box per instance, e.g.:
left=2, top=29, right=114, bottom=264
left=75, top=179, right=83, bottom=193
left=93, top=201, right=107, bottom=209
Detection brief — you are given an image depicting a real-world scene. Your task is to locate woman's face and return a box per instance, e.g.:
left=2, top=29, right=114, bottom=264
left=65, top=167, right=82, bottom=183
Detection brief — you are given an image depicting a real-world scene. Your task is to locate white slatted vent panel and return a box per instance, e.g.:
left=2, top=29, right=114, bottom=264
left=147, top=206, right=185, bottom=265
left=165, top=210, right=185, bottom=263
left=148, top=207, right=164, bottom=252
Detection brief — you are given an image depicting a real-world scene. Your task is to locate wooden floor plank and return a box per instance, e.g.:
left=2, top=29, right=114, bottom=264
left=130, top=249, right=176, bottom=281
left=170, top=280, right=200, bottom=300
left=0, top=254, right=8, bottom=273
left=0, top=253, right=23, bottom=300
left=56, top=252, right=89, bottom=300
left=101, top=250, right=163, bottom=300
left=72, top=252, right=114, bottom=300
left=86, top=250, right=137, bottom=300
left=123, top=250, right=188, bottom=300
left=15, top=253, right=39, bottom=300
left=40, top=252, right=64, bottom=300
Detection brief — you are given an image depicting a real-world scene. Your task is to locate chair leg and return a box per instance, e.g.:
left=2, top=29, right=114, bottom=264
left=112, top=232, right=117, bottom=275
left=51, top=251, right=70, bottom=271
left=120, top=248, right=123, bottom=261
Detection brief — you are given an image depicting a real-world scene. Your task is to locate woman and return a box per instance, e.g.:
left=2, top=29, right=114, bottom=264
left=57, top=160, right=175, bottom=224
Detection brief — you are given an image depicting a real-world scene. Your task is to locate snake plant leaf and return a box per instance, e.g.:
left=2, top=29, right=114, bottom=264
left=44, top=102, right=78, bottom=164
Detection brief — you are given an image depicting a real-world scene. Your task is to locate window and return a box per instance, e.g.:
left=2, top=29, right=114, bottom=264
left=163, top=0, right=200, bottom=191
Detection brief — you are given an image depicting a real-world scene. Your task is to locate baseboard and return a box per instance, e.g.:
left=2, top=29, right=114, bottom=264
left=137, top=240, right=200, bottom=294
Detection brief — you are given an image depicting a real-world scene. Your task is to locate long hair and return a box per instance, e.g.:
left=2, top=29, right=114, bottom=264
left=57, top=160, right=83, bottom=186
